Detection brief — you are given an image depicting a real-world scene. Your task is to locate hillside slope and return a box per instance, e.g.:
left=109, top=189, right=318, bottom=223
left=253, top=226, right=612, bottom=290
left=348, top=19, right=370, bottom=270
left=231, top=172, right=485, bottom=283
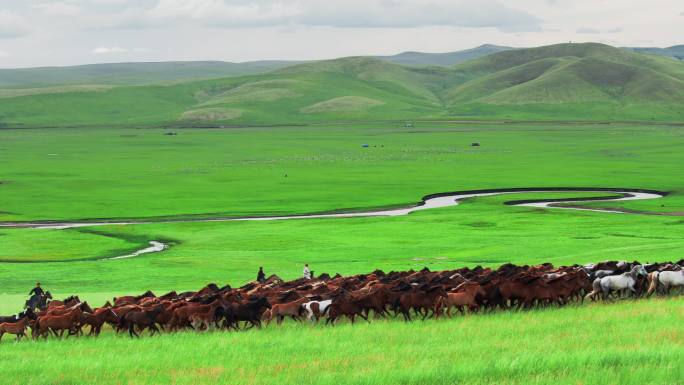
left=0, top=43, right=683, bottom=127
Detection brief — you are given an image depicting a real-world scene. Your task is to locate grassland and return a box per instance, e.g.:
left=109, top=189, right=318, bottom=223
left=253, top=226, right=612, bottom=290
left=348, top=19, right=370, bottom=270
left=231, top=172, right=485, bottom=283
left=1, top=121, right=683, bottom=384
left=1, top=123, right=684, bottom=303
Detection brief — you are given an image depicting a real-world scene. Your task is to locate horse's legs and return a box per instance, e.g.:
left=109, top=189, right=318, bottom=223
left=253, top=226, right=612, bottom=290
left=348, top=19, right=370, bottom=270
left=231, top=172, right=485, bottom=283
left=128, top=324, right=138, bottom=338
left=601, top=286, right=610, bottom=301
left=404, top=308, right=411, bottom=322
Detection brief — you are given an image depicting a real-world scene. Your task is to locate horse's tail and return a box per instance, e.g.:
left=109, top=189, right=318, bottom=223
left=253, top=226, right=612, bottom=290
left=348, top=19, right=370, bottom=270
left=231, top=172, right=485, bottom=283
left=584, top=278, right=602, bottom=301
left=646, top=271, right=660, bottom=296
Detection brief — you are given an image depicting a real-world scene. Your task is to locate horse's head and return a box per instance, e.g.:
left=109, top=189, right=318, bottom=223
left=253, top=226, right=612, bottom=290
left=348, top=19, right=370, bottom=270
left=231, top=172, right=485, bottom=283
left=80, top=301, right=94, bottom=313
left=634, top=265, right=647, bottom=276
left=44, top=291, right=53, bottom=299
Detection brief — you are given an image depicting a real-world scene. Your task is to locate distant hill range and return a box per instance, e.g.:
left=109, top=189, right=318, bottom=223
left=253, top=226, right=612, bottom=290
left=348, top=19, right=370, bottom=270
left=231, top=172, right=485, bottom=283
left=375, top=44, right=514, bottom=66
left=0, top=60, right=299, bottom=88
left=0, top=42, right=683, bottom=127
left=623, top=45, right=684, bottom=61
left=0, top=43, right=681, bottom=89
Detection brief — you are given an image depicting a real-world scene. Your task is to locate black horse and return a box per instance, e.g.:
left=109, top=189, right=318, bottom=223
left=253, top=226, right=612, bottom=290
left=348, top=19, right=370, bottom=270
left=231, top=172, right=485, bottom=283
left=0, top=308, right=37, bottom=324
left=25, top=291, right=52, bottom=311
left=219, top=297, right=271, bottom=330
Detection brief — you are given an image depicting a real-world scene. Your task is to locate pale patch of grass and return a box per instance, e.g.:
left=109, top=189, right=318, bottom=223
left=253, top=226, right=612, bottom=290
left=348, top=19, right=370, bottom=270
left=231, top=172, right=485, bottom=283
left=300, top=96, right=385, bottom=113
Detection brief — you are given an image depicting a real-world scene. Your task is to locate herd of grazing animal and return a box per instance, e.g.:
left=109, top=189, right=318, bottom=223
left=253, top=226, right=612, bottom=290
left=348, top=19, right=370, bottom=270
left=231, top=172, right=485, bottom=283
left=1, top=259, right=684, bottom=342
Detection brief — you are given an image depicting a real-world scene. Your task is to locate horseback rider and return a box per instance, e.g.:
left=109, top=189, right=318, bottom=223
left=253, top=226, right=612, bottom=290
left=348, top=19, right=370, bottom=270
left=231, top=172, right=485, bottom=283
left=29, top=282, right=44, bottom=297
left=25, top=282, right=50, bottom=311
left=257, top=267, right=266, bottom=283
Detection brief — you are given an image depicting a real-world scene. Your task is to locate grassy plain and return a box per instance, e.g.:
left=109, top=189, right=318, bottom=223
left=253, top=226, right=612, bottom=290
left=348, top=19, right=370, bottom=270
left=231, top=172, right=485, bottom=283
left=1, top=123, right=684, bottom=301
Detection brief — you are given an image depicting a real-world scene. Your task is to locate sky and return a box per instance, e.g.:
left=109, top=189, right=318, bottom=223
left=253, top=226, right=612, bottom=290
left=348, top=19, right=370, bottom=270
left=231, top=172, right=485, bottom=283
left=0, top=0, right=682, bottom=68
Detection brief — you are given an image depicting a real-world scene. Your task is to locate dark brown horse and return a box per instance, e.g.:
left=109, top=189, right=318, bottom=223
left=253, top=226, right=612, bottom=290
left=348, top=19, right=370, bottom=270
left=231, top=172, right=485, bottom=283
left=80, top=308, right=119, bottom=336
left=326, top=291, right=369, bottom=325
left=121, top=304, right=165, bottom=338
left=398, top=285, right=447, bottom=321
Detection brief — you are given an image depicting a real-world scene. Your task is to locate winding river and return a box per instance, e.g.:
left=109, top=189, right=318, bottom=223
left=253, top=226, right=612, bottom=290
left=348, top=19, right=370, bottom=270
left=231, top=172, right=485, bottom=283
left=0, top=187, right=666, bottom=230
left=0, top=187, right=667, bottom=260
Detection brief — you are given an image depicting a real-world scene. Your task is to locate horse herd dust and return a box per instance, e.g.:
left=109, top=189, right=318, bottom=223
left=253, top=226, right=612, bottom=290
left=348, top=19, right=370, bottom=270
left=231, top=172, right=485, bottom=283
left=2, top=259, right=684, bottom=342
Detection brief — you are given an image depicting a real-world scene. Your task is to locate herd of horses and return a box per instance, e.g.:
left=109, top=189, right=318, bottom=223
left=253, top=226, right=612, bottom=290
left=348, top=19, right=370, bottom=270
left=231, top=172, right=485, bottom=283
left=1, top=259, right=684, bottom=342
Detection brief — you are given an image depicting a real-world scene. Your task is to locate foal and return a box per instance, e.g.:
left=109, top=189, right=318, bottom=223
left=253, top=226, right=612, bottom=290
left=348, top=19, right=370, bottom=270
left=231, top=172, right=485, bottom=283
left=0, top=317, right=29, bottom=342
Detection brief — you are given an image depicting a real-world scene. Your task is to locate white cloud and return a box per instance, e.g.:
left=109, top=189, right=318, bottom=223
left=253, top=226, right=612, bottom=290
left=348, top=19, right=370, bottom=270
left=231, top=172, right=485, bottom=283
left=33, top=1, right=84, bottom=16
left=297, top=0, right=541, bottom=31
left=576, top=27, right=623, bottom=34
left=0, top=50, right=11, bottom=58
left=2, top=0, right=684, bottom=68
left=92, top=46, right=149, bottom=54
left=0, top=10, right=29, bottom=38
left=92, top=46, right=127, bottom=54
left=123, top=0, right=540, bottom=31
left=144, top=0, right=301, bottom=27
left=576, top=27, right=599, bottom=34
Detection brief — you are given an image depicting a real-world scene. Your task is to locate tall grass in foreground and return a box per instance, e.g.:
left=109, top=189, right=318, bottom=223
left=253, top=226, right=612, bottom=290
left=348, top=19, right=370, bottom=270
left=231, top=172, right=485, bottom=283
left=1, top=297, right=683, bottom=385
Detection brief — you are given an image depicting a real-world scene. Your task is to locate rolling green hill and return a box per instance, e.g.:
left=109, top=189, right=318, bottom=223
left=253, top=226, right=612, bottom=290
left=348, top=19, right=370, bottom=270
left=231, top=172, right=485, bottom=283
left=444, top=43, right=684, bottom=119
left=0, top=43, right=683, bottom=127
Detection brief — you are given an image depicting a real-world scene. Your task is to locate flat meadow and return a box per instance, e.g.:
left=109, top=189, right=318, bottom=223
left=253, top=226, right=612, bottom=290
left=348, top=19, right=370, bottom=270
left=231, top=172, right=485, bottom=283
left=1, top=122, right=684, bottom=384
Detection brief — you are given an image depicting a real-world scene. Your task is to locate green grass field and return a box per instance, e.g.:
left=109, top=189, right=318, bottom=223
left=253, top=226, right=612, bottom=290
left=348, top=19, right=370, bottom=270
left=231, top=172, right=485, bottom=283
left=1, top=298, right=682, bottom=385
left=1, top=123, right=684, bottom=300
left=1, top=122, right=683, bottom=384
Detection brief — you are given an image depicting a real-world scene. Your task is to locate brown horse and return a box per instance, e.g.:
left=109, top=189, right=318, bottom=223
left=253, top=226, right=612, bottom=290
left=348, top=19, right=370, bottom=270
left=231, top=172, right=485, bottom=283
left=0, top=317, right=30, bottom=342
left=326, top=292, right=369, bottom=325
left=168, top=299, right=222, bottom=331
left=47, top=295, right=81, bottom=309
left=122, top=304, right=164, bottom=338
left=79, top=308, right=119, bottom=336
left=398, top=285, right=448, bottom=321
left=437, top=282, right=485, bottom=317
left=351, top=287, right=393, bottom=319
left=43, top=302, right=92, bottom=317
left=34, top=307, right=83, bottom=339
left=267, top=297, right=309, bottom=325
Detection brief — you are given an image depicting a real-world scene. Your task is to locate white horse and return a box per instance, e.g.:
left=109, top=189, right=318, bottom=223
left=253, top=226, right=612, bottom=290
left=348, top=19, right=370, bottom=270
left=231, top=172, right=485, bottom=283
left=585, top=265, right=647, bottom=301
left=647, top=271, right=684, bottom=296
left=302, top=300, right=332, bottom=322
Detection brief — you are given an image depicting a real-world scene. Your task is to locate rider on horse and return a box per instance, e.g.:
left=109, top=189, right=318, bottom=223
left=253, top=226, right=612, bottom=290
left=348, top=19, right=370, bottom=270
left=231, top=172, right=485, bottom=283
left=29, top=282, right=44, bottom=297
left=25, top=282, right=50, bottom=311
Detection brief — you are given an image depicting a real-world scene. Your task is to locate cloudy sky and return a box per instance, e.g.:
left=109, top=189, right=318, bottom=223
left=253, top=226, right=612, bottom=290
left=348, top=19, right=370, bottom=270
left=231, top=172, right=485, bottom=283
left=0, top=0, right=682, bottom=68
